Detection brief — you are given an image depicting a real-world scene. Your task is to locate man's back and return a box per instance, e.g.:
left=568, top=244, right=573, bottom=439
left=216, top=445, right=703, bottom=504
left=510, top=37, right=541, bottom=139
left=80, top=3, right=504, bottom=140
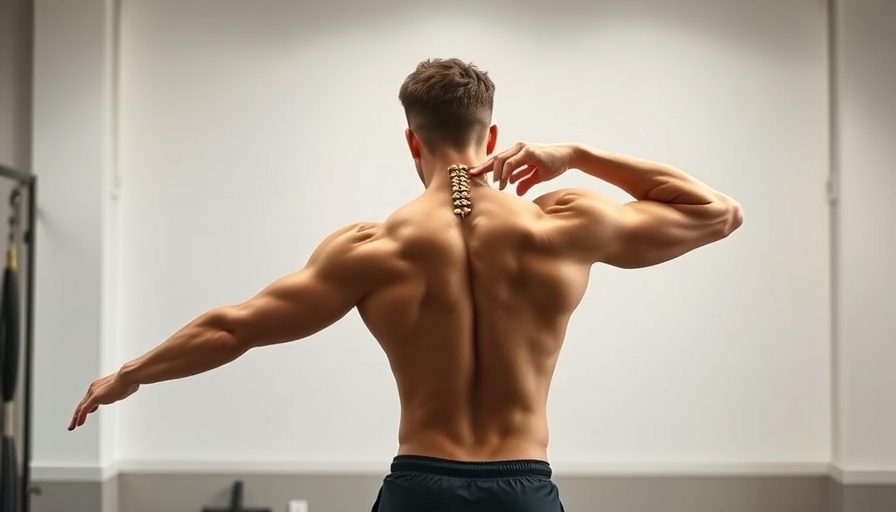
left=357, top=183, right=590, bottom=461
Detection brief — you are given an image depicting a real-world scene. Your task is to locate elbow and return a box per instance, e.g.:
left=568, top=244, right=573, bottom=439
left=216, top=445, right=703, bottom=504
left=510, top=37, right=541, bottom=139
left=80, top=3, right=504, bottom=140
left=718, top=196, right=744, bottom=238
left=199, top=307, right=252, bottom=352
left=703, top=195, right=743, bottom=241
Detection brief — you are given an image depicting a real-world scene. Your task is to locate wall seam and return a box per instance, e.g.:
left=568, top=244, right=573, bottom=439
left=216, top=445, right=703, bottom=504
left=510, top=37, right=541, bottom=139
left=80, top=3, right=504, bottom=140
left=826, top=0, right=842, bottom=470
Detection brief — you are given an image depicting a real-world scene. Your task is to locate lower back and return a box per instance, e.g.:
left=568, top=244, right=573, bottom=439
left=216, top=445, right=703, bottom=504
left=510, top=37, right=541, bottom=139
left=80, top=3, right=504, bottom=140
left=395, top=396, right=552, bottom=461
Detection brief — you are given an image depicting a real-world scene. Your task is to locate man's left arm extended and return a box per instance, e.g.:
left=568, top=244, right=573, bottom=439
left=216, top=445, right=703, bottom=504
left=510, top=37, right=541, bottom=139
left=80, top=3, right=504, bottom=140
left=69, top=222, right=383, bottom=431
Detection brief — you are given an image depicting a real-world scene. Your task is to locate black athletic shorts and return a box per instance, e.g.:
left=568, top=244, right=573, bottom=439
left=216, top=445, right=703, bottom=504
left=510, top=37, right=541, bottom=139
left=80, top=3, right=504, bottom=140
left=371, top=455, right=565, bottom=512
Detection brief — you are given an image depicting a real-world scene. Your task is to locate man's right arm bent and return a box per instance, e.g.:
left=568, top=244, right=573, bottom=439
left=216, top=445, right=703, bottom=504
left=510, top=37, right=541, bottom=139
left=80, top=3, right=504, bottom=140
left=472, top=142, right=744, bottom=268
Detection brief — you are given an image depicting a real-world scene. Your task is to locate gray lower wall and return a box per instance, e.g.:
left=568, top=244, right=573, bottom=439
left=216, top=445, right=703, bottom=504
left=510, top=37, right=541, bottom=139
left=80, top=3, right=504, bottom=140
left=31, top=477, right=110, bottom=512
left=841, top=484, right=896, bottom=512
left=30, top=473, right=896, bottom=512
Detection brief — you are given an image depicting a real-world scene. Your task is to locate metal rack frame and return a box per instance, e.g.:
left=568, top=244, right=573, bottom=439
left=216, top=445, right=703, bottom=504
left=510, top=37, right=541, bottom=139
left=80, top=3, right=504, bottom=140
left=0, top=163, right=36, bottom=512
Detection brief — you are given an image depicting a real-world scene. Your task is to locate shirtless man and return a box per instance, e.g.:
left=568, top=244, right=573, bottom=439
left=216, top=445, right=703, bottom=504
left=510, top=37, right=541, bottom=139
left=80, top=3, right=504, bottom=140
left=70, top=58, right=743, bottom=511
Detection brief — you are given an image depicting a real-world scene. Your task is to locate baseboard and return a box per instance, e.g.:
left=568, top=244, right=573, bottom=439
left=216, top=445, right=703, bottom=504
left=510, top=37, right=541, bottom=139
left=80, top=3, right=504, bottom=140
left=828, top=464, right=896, bottom=485
left=549, top=461, right=830, bottom=477
left=31, top=460, right=121, bottom=482
left=33, top=459, right=832, bottom=481
left=116, top=458, right=392, bottom=474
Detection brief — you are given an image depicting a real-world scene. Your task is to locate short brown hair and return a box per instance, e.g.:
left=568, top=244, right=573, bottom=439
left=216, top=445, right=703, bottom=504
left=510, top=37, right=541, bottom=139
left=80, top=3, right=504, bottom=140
left=399, top=58, right=495, bottom=152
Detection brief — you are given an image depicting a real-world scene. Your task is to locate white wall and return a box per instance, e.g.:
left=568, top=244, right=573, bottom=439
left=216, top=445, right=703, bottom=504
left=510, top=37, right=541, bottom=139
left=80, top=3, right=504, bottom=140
left=114, top=0, right=831, bottom=470
left=833, top=0, right=896, bottom=481
left=32, top=0, right=119, bottom=478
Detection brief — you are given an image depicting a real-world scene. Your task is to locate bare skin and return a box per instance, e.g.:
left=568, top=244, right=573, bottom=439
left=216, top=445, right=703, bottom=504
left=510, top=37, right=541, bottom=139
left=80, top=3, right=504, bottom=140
left=70, top=136, right=743, bottom=464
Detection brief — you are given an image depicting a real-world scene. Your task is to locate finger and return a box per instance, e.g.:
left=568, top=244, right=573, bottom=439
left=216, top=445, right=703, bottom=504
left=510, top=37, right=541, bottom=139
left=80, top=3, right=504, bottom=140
left=491, top=152, right=511, bottom=184
left=75, top=404, right=87, bottom=429
left=468, top=158, right=494, bottom=176
left=69, top=394, right=89, bottom=430
left=77, top=409, right=88, bottom=428
left=499, top=147, right=530, bottom=190
left=509, top=165, right=537, bottom=185
left=516, top=169, right=543, bottom=196
left=470, top=147, right=512, bottom=176
left=473, top=143, right=523, bottom=178
left=77, top=398, right=96, bottom=428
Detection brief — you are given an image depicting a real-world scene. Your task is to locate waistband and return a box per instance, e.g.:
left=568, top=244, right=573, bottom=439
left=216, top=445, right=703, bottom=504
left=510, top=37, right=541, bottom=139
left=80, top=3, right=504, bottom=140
left=390, top=455, right=552, bottom=479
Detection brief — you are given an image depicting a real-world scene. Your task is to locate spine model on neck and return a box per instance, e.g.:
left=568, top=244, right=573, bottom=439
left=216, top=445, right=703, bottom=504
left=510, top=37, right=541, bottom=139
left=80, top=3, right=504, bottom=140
left=449, top=164, right=473, bottom=219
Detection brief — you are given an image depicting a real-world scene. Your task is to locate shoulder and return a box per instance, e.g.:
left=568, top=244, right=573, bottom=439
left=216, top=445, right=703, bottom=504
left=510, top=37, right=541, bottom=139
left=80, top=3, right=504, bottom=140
left=327, top=221, right=383, bottom=243
left=532, top=188, right=613, bottom=218
left=529, top=189, right=625, bottom=262
left=311, top=222, right=387, bottom=262
left=302, top=221, right=401, bottom=290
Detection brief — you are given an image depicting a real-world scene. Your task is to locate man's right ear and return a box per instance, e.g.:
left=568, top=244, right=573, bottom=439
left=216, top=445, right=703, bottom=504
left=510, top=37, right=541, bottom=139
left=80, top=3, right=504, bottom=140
left=405, top=129, right=422, bottom=159
left=487, top=124, right=498, bottom=155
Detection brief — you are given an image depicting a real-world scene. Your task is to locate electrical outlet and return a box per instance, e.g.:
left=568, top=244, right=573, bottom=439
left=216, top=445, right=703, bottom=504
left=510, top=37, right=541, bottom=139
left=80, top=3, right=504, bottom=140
left=287, top=499, right=308, bottom=512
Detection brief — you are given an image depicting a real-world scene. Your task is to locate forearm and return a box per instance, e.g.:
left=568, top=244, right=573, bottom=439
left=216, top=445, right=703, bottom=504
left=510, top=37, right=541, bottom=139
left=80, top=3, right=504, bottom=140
left=569, top=144, right=722, bottom=205
left=116, top=309, right=248, bottom=386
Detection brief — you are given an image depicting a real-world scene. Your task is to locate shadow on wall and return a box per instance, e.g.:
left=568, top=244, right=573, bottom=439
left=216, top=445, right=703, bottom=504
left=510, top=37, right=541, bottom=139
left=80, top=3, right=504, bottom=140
left=0, top=0, right=32, bottom=171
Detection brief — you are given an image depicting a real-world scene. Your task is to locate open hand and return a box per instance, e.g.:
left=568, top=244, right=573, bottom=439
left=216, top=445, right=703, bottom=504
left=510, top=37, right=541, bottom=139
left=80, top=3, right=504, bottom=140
left=470, top=142, right=577, bottom=195
left=69, top=373, right=140, bottom=431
